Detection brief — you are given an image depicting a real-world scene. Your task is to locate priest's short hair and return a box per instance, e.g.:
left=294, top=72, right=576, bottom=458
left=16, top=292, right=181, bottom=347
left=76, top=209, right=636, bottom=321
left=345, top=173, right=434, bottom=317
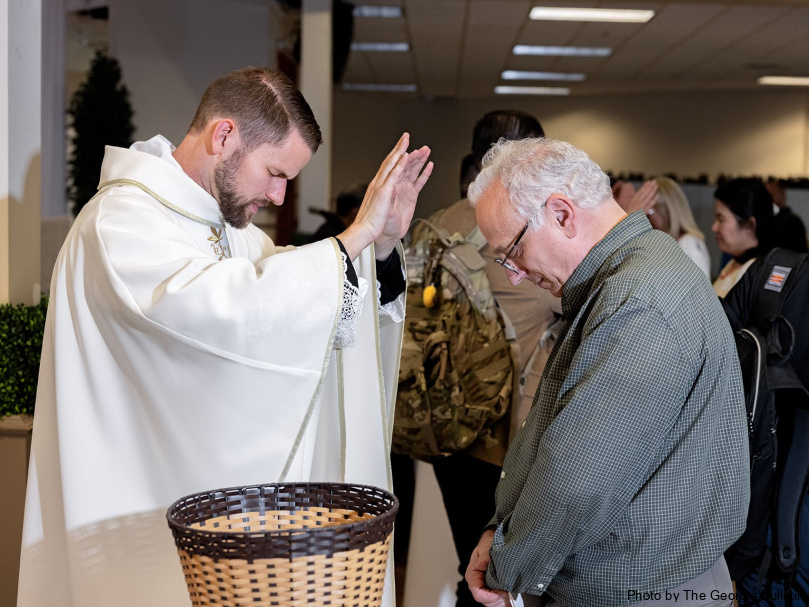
left=189, top=67, right=323, bottom=154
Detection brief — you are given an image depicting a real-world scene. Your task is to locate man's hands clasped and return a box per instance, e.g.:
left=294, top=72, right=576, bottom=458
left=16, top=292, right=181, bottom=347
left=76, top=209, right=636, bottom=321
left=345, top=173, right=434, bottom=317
left=466, top=529, right=511, bottom=607
left=339, top=133, right=433, bottom=261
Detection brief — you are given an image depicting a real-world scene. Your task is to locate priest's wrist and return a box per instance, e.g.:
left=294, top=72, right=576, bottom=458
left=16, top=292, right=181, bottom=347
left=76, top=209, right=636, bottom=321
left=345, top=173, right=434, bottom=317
left=337, top=222, right=376, bottom=262
left=373, top=239, right=398, bottom=261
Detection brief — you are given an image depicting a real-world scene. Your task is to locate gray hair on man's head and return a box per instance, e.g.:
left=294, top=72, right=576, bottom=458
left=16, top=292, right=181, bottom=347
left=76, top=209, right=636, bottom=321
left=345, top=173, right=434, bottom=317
left=467, top=137, right=612, bottom=228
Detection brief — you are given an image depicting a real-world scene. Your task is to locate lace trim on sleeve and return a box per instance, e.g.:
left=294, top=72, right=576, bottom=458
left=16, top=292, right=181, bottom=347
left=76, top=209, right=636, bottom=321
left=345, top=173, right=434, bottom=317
left=334, top=252, right=366, bottom=349
left=378, top=279, right=405, bottom=323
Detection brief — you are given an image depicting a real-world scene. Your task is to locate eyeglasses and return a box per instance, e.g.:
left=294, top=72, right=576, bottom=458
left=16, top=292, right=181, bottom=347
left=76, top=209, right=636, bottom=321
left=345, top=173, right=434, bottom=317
left=494, top=220, right=531, bottom=274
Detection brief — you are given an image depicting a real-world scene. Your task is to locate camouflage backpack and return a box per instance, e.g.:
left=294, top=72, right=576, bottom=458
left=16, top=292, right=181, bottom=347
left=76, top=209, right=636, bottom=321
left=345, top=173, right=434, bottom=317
left=393, top=218, right=519, bottom=460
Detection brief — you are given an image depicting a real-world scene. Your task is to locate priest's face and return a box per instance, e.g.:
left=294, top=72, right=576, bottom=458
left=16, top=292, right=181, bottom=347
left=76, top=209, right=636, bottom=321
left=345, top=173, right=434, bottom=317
left=214, top=129, right=313, bottom=229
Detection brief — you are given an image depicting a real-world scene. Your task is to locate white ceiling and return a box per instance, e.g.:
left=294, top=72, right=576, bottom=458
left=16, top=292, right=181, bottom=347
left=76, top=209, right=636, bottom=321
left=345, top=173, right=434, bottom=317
left=343, top=0, right=809, bottom=98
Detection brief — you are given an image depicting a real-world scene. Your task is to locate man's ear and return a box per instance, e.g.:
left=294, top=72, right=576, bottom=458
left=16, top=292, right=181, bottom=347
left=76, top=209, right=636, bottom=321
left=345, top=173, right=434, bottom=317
left=210, top=119, right=239, bottom=157
left=546, top=193, right=577, bottom=239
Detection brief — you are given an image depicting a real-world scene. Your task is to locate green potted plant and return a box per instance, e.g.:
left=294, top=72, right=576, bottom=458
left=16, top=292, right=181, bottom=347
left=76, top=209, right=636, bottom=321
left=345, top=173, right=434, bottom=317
left=0, top=296, right=48, bottom=419
left=67, top=51, right=135, bottom=218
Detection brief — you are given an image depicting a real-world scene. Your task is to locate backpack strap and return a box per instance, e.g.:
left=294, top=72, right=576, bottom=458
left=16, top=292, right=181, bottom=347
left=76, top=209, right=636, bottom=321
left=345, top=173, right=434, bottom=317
left=467, top=225, right=527, bottom=386
left=785, top=574, right=796, bottom=607
left=466, top=227, right=524, bottom=409
left=775, top=406, right=809, bottom=573
left=465, top=226, right=488, bottom=252
left=755, top=548, right=773, bottom=597
left=410, top=217, right=459, bottom=247
left=516, top=316, right=563, bottom=397
left=490, top=301, right=522, bottom=412
left=755, top=249, right=808, bottom=387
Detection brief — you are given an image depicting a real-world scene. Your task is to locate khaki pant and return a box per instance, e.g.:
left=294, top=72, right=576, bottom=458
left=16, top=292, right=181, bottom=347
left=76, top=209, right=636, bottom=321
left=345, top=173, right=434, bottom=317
left=514, top=556, right=733, bottom=607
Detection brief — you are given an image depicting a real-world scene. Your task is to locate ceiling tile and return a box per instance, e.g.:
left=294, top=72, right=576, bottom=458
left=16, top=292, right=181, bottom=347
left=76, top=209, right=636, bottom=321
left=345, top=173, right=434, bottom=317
left=642, top=5, right=791, bottom=77
left=596, top=4, right=728, bottom=81
left=352, top=16, right=409, bottom=42
left=341, top=52, right=376, bottom=84
left=405, top=0, right=467, bottom=96
left=364, top=51, right=417, bottom=83
left=459, top=0, right=530, bottom=97
left=517, top=20, right=584, bottom=46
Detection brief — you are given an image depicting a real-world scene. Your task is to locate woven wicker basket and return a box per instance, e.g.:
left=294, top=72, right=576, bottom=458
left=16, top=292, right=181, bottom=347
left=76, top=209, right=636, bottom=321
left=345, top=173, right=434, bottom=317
left=166, top=482, right=398, bottom=606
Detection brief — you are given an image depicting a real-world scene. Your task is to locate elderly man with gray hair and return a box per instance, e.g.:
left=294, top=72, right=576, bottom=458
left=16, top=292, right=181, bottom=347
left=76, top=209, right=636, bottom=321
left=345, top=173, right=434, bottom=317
left=463, top=138, right=750, bottom=607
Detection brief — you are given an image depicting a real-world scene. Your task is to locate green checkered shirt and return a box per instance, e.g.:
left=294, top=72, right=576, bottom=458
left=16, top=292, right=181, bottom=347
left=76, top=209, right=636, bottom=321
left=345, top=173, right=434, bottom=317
left=486, top=212, right=750, bottom=607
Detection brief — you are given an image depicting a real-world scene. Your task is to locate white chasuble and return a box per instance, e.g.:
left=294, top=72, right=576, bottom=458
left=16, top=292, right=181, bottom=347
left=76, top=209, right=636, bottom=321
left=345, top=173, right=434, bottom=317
left=17, top=137, right=403, bottom=607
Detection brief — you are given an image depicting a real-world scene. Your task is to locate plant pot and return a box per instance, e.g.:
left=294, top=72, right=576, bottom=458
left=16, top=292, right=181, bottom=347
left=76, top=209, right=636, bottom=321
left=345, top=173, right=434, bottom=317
left=0, top=414, right=33, bottom=607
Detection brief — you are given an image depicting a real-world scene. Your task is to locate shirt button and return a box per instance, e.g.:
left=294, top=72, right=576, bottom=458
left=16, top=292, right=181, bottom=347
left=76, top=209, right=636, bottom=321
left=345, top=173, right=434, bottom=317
left=521, top=421, right=526, bottom=428
left=538, top=583, right=544, bottom=589
left=500, top=470, right=506, bottom=479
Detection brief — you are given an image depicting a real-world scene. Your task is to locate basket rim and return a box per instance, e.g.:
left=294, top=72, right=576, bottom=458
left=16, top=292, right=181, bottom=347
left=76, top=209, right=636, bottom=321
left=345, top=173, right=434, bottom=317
left=165, top=481, right=399, bottom=542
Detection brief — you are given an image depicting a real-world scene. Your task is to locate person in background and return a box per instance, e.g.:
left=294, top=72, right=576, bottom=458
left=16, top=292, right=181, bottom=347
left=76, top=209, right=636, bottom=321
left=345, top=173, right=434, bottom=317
left=310, top=183, right=366, bottom=242
left=766, top=178, right=808, bottom=253
left=612, top=177, right=660, bottom=220
left=460, top=153, right=478, bottom=199
left=410, top=110, right=561, bottom=607
left=712, top=178, right=775, bottom=297
left=647, top=176, right=711, bottom=276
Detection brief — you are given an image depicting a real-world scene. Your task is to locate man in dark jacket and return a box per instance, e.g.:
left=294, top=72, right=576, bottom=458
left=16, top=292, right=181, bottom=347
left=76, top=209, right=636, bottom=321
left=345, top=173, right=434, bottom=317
left=767, top=179, right=807, bottom=253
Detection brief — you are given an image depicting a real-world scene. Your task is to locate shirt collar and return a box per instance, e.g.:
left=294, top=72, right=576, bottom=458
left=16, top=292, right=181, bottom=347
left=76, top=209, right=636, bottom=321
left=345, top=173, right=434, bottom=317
left=561, top=210, right=652, bottom=319
left=98, top=135, right=225, bottom=227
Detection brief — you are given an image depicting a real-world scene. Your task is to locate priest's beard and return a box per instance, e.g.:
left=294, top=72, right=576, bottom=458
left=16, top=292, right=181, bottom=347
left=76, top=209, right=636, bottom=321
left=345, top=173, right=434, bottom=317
left=214, top=151, right=265, bottom=230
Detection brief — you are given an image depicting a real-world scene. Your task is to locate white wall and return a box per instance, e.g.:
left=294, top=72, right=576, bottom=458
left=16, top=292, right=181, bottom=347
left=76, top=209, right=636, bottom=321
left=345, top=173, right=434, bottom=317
left=332, top=88, right=809, bottom=220
left=298, top=0, right=333, bottom=233
left=108, top=0, right=273, bottom=145
left=1, top=0, right=41, bottom=306
left=42, top=0, right=65, bottom=218
left=0, top=0, right=8, bottom=300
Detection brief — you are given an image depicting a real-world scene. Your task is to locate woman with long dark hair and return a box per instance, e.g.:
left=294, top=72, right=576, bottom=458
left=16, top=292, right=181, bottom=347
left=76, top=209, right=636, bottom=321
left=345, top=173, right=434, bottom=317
left=712, top=178, right=775, bottom=297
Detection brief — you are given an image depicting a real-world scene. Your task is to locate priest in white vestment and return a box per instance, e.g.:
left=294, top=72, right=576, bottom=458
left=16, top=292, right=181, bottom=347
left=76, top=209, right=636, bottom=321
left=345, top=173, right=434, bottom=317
left=17, top=67, right=432, bottom=607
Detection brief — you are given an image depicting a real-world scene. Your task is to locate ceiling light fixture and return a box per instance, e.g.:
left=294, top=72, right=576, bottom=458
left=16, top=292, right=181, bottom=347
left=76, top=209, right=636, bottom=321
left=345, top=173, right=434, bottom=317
left=529, top=7, right=655, bottom=23
left=513, top=45, right=612, bottom=57
left=501, top=70, right=585, bottom=81
left=353, top=6, right=403, bottom=18
left=758, top=76, right=809, bottom=86
left=342, top=83, right=417, bottom=92
left=494, top=86, right=571, bottom=96
left=350, top=42, right=410, bottom=52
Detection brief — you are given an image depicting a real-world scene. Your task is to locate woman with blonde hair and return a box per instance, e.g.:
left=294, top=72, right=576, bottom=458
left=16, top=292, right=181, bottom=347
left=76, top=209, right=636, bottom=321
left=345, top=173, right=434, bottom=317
left=648, top=176, right=711, bottom=276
